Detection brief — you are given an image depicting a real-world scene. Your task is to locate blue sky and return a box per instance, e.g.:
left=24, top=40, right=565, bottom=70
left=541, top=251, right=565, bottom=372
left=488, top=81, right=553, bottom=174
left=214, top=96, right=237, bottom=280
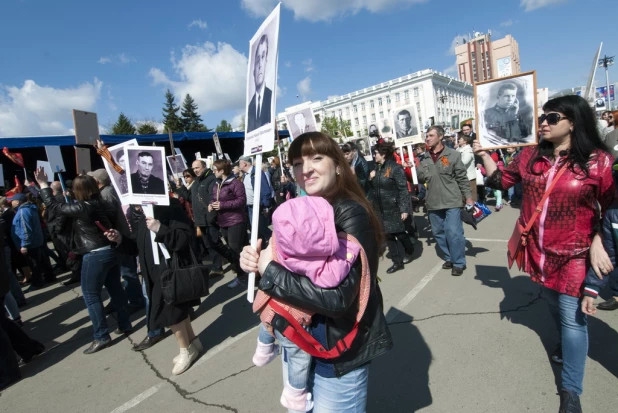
left=0, top=0, right=616, bottom=137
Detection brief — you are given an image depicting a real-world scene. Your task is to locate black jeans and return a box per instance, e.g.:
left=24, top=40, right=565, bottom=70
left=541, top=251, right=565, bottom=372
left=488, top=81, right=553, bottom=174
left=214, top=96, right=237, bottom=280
left=386, top=232, right=415, bottom=265
left=199, top=225, right=223, bottom=269
left=221, top=221, right=248, bottom=279
left=0, top=296, right=42, bottom=362
left=24, top=246, right=55, bottom=286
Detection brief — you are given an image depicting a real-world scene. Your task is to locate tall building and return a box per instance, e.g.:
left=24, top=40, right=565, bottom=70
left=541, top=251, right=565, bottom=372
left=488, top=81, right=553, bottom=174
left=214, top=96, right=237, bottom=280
left=277, top=69, right=474, bottom=138
left=455, top=32, right=521, bottom=83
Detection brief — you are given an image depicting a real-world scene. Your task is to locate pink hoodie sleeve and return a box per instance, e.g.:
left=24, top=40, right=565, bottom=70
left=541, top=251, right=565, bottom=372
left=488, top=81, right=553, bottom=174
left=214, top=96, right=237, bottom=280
left=304, top=237, right=362, bottom=288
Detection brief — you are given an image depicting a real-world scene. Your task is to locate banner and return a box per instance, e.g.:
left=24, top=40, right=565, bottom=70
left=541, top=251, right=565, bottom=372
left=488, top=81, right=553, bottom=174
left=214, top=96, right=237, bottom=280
left=2, top=147, right=25, bottom=168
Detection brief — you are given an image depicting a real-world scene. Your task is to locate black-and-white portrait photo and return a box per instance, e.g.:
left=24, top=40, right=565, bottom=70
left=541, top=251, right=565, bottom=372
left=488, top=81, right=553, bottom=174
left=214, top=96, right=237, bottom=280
left=284, top=104, right=317, bottom=140
left=166, top=154, right=187, bottom=179
left=103, top=139, right=137, bottom=203
left=475, top=70, right=538, bottom=149
left=392, top=104, right=422, bottom=144
left=368, top=123, right=379, bottom=138
left=126, top=147, right=168, bottom=204
left=354, top=137, right=372, bottom=161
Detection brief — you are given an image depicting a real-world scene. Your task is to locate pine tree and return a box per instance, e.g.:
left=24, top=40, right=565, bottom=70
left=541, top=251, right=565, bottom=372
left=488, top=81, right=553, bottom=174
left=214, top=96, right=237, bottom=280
left=137, top=122, right=158, bottom=135
left=111, top=113, right=136, bottom=135
left=180, top=94, right=207, bottom=132
left=162, top=90, right=183, bottom=133
left=215, top=120, right=233, bottom=132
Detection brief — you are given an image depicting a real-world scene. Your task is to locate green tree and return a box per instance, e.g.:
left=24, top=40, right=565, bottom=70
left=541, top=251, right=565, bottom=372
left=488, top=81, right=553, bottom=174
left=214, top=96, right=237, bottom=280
left=137, top=122, right=158, bottom=135
left=320, top=116, right=352, bottom=138
left=215, top=119, right=233, bottom=132
left=180, top=94, right=208, bottom=132
left=162, top=89, right=183, bottom=133
left=111, top=112, right=136, bottom=135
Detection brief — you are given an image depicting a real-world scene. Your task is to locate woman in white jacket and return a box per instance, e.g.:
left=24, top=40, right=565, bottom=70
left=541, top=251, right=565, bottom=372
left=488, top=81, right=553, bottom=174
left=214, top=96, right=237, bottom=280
left=457, top=134, right=477, bottom=201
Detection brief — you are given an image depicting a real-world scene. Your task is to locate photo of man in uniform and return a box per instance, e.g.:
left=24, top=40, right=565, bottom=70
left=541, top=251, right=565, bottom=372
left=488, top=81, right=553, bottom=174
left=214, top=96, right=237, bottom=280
left=247, top=34, right=272, bottom=133
left=482, top=82, right=533, bottom=143
left=290, top=112, right=314, bottom=137
left=130, top=151, right=166, bottom=195
left=395, top=109, right=418, bottom=138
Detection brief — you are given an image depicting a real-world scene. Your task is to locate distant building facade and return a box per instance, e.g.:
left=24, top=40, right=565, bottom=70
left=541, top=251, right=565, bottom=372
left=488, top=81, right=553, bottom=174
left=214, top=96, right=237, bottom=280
left=455, top=32, right=521, bottom=83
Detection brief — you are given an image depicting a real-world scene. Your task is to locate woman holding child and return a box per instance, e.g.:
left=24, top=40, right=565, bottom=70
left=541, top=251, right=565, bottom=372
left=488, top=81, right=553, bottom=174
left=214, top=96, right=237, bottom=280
left=475, top=95, right=615, bottom=413
left=241, top=132, right=392, bottom=413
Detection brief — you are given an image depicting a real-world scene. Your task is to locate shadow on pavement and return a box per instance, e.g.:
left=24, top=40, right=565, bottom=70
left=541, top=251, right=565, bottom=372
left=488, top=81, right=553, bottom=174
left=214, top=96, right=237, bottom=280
left=367, top=307, right=432, bottom=413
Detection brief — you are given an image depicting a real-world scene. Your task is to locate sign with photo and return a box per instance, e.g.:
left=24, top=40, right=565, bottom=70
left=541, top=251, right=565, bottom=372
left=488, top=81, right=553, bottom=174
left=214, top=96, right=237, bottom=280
left=474, top=70, right=538, bottom=150
left=391, top=104, right=422, bottom=145
left=126, top=146, right=169, bottom=206
left=284, top=103, right=317, bottom=140
left=244, top=3, right=280, bottom=155
left=451, top=114, right=460, bottom=130
left=166, top=153, right=188, bottom=185
left=103, top=139, right=137, bottom=205
left=353, top=137, right=373, bottom=161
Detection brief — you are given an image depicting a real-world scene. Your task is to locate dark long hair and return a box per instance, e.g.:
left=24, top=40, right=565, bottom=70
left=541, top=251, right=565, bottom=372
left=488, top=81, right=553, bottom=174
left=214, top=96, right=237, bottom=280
left=374, top=141, right=395, bottom=161
left=288, top=132, right=385, bottom=250
left=530, top=95, right=609, bottom=177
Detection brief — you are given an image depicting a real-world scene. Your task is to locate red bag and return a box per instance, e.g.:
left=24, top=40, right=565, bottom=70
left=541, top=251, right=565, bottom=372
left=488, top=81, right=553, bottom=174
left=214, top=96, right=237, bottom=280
left=507, top=164, right=567, bottom=270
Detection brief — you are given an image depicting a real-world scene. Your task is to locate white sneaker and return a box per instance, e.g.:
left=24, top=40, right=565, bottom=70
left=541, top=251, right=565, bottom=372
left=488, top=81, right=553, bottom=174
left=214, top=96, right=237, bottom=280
left=172, top=344, right=199, bottom=375
left=173, top=338, right=203, bottom=363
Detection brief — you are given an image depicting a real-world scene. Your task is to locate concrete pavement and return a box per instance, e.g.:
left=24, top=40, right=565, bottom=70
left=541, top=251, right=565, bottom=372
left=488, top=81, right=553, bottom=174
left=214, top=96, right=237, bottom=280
left=2, top=204, right=617, bottom=413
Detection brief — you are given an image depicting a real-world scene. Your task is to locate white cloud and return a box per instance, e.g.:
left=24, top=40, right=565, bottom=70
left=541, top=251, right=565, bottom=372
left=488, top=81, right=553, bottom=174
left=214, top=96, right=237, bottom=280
left=327, top=95, right=339, bottom=100
left=117, top=53, right=136, bottom=64
left=284, top=61, right=292, bottom=68
left=98, top=57, right=111, bottom=64
left=276, top=85, right=287, bottom=98
left=446, top=34, right=469, bottom=56
left=231, top=112, right=245, bottom=130
left=241, top=0, right=426, bottom=22
left=297, top=76, right=312, bottom=98
left=106, top=86, right=117, bottom=112
left=188, top=19, right=208, bottom=30
left=98, top=54, right=136, bottom=65
left=443, top=64, right=457, bottom=76
left=135, top=120, right=165, bottom=133
left=302, top=58, right=315, bottom=72
left=500, top=19, right=513, bottom=27
left=149, top=42, right=248, bottom=113
left=521, top=0, right=567, bottom=11
left=0, top=79, right=102, bottom=137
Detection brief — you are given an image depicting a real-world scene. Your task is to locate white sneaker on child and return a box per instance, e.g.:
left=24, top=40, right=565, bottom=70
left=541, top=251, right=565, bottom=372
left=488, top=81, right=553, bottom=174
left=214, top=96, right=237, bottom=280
left=280, top=380, right=314, bottom=412
left=252, top=338, right=280, bottom=366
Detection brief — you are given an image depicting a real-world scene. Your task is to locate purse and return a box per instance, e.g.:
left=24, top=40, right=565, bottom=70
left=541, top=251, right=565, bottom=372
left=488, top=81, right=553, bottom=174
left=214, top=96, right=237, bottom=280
left=507, top=164, right=567, bottom=270
left=160, top=247, right=210, bottom=305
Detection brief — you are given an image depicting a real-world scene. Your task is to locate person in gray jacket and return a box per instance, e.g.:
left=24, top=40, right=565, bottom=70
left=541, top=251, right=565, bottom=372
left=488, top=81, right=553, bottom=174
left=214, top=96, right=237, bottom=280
left=417, top=126, right=474, bottom=276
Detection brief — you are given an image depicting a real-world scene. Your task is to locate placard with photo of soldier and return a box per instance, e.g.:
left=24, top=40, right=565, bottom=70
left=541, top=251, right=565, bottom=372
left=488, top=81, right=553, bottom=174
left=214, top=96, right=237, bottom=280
left=392, top=104, right=422, bottom=145
left=126, top=146, right=170, bottom=206
left=284, top=103, right=317, bottom=140
left=102, top=139, right=137, bottom=205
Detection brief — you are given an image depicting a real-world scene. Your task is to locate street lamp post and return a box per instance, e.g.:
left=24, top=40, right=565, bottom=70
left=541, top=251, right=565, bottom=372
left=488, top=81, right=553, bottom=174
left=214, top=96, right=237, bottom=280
left=598, top=55, right=614, bottom=111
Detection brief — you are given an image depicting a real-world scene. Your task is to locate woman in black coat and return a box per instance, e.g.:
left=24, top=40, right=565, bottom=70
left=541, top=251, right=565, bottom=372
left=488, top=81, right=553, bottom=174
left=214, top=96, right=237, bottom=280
left=107, top=198, right=202, bottom=376
left=369, top=141, right=414, bottom=274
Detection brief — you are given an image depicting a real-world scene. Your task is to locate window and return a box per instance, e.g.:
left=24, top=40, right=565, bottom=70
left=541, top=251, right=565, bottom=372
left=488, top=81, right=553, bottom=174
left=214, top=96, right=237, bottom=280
left=369, top=100, right=374, bottom=108
left=378, top=98, right=383, bottom=106
left=371, top=114, right=376, bottom=122
left=413, top=88, right=419, bottom=97
left=395, top=92, right=400, bottom=102
left=361, top=103, right=366, bottom=111
left=315, top=114, right=321, bottom=123
left=379, top=111, right=384, bottom=119
left=362, top=116, right=367, bottom=124
left=338, top=110, right=342, bottom=117
left=346, top=107, right=350, bottom=114
left=357, top=131, right=361, bottom=137
left=355, top=118, right=359, bottom=126
left=353, top=105, right=358, bottom=112
left=404, top=90, right=409, bottom=100
left=386, top=95, right=391, bottom=104
left=331, top=111, right=335, bottom=118
left=416, top=102, right=422, bottom=119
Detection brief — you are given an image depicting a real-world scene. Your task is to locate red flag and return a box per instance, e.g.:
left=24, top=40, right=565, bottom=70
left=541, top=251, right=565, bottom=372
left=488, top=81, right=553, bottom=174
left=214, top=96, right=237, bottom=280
left=4, top=176, right=23, bottom=198
left=2, top=147, right=24, bottom=168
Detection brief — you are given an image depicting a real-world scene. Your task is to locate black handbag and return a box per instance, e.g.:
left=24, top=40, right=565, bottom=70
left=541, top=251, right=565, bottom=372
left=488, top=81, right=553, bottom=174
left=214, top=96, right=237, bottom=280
left=160, top=247, right=210, bottom=305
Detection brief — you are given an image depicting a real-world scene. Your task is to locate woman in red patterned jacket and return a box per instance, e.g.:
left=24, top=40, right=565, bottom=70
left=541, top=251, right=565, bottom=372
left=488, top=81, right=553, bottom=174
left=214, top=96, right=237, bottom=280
left=474, top=95, right=614, bottom=413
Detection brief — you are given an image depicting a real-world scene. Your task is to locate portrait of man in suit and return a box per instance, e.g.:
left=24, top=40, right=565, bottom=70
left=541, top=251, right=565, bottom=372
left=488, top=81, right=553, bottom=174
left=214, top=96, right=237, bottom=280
left=247, top=34, right=272, bottom=133
left=290, top=111, right=315, bottom=138
left=130, top=151, right=166, bottom=195
left=395, top=109, right=419, bottom=138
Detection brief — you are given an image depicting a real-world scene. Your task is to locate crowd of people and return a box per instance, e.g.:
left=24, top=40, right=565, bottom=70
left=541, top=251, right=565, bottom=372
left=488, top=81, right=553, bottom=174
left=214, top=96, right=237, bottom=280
left=1, top=95, right=618, bottom=413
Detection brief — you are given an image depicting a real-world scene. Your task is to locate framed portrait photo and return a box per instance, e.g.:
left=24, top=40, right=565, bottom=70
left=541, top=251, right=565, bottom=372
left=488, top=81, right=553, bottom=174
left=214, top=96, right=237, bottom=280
left=475, top=70, right=538, bottom=150
left=103, top=139, right=137, bottom=205
left=392, top=103, right=422, bottom=145
left=284, top=103, right=317, bottom=140
left=126, top=146, right=170, bottom=206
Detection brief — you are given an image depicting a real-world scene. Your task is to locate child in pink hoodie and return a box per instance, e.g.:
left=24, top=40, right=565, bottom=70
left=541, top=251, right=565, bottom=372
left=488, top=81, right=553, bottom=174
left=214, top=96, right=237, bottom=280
left=252, top=196, right=362, bottom=412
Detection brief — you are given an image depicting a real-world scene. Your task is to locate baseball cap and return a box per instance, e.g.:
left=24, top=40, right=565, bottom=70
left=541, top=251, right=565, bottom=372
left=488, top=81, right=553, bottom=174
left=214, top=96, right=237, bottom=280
left=7, top=193, right=26, bottom=202
left=87, top=169, right=110, bottom=184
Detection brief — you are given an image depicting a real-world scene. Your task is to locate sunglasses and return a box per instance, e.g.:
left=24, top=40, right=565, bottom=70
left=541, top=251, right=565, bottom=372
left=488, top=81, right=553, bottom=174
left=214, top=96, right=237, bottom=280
left=539, top=113, right=570, bottom=125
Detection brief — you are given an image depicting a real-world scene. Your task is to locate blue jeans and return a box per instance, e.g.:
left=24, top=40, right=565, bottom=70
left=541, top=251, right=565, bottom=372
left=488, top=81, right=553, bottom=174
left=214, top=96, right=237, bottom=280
left=81, top=248, right=132, bottom=341
left=120, top=254, right=145, bottom=307
left=282, top=357, right=369, bottom=413
left=259, top=325, right=311, bottom=390
left=543, top=287, right=587, bottom=395
left=428, top=208, right=466, bottom=267
left=142, top=277, right=164, bottom=338
left=508, top=183, right=522, bottom=203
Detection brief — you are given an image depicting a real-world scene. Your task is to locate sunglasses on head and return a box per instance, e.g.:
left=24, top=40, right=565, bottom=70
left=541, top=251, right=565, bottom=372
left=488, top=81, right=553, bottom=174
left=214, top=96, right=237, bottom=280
left=539, top=113, right=569, bottom=125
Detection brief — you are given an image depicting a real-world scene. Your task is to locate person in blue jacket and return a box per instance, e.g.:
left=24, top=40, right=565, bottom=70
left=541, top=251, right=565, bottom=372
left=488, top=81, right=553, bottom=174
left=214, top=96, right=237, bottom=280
left=9, top=193, right=54, bottom=290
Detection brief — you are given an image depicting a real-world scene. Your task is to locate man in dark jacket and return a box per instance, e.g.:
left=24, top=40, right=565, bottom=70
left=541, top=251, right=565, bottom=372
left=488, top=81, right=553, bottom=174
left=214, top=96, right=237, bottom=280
left=342, top=142, right=370, bottom=196
left=191, top=160, right=223, bottom=275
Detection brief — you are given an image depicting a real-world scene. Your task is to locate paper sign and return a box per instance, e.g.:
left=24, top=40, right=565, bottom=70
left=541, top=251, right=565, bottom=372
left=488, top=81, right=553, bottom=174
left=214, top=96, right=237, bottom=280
left=213, top=133, right=223, bottom=156
left=142, top=204, right=160, bottom=265
left=36, top=161, right=54, bottom=182
left=73, top=110, right=100, bottom=145
left=75, top=147, right=92, bottom=175
left=195, top=152, right=202, bottom=160
left=45, top=146, right=66, bottom=173
left=224, top=153, right=231, bottom=161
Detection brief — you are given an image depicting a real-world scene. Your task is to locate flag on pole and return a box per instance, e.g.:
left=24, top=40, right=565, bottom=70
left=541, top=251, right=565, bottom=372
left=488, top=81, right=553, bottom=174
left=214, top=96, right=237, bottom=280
left=4, top=176, right=23, bottom=198
left=2, top=147, right=25, bottom=168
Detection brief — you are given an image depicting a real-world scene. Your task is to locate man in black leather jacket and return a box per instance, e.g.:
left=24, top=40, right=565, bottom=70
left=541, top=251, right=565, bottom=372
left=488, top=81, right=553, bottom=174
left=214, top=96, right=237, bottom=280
left=259, top=199, right=393, bottom=377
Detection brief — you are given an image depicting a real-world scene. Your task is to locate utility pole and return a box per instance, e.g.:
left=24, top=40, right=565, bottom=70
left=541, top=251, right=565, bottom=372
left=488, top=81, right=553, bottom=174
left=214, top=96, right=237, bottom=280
left=598, top=55, right=614, bottom=111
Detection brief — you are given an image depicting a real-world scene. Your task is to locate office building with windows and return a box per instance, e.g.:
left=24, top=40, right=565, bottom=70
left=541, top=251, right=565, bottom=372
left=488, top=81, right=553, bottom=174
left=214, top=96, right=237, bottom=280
left=277, top=69, right=474, bottom=138
left=455, top=32, right=521, bottom=83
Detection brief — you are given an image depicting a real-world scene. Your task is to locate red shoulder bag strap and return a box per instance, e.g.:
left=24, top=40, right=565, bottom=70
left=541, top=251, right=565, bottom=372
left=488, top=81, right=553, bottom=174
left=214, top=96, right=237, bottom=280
left=269, top=233, right=371, bottom=360
left=521, top=163, right=568, bottom=244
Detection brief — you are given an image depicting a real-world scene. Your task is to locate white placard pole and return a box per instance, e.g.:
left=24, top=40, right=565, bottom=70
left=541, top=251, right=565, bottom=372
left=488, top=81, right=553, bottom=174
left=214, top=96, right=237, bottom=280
left=247, top=153, right=262, bottom=303
left=408, top=144, right=418, bottom=185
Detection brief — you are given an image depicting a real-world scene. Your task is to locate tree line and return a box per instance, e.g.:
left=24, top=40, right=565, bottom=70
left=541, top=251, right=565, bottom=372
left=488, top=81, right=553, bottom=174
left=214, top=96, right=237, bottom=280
left=108, top=89, right=234, bottom=135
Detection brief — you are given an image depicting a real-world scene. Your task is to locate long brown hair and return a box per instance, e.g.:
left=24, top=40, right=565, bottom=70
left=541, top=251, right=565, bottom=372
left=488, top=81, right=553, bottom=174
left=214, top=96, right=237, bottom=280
left=72, top=175, right=101, bottom=201
left=288, top=132, right=384, bottom=249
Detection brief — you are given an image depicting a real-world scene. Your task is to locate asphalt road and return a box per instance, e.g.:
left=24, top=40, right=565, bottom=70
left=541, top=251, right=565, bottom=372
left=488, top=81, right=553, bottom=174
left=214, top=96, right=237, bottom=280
left=2, top=204, right=617, bottom=413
